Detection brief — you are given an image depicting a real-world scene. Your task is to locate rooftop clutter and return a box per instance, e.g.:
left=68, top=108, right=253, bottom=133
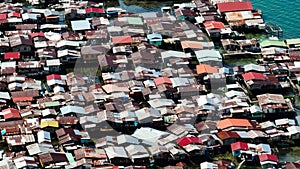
left=0, top=0, right=298, bottom=169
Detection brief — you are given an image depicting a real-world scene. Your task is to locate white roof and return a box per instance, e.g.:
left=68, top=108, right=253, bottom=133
left=60, top=105, right=85, bottom=115
left=30, top=8, right=46, bottom=14
left=0, top=92, right=11, bottom=100
left=135, top=107, right=161, bottom=121
left=170, top=77, right=191, bottom=87
left=104, top=146, right=128, bottom=159
left=250, top=105, right=262, bottom=113
left=256, top=143, right=271, bottom=154
left=287, top=126, right=300, bottom=135
left=7, top=18, right=23, bottom=23
left=71, top=20, right=91, bottom=31
left=107, top=26, right=122, bottom=32
left=275, top=118, right=295, bottom=126
left=8, top=82, right=22, bottom=89
left=285, top=38, right=300, bottom=45
left=125, top=144, right=149, bottom=157
left=40, top=24, right=68, bottom=30
left=46, top=59, right=61, bottom=66
left=53, top=86, right=65, bottom=94
left=260, top=121, right=276, bottom=129
left=26, top=143, right=54, bottom=156
left=37, top=130, right=51, bottom=143
left=1, top=61, right=16, bottom=69
left=44, top=31, right=62, bottom=41
left=56, top=40, right=85, bottom=48
left=57, top=49, right=81, bottom=58
left=117, top=134, right=139, bottom=145
left=196, top=95, right=214, bottom=106
left=14, top=156, right=38, bottom=169
left=22, top=13, right=40, bottom=20
left=226, top=83, right=242, bottom=90
left=132, top=127, right=169, bottom=145
left=225, top=90, right=246, bottom=98
left=161, top=50, right=187, bottom=61
left=244, top=63, right=266, bottom=72
left=148, top=99, right=175, bottom=108
left=195, top=49, right=222, bottom=61
left=235, top=131, right=251, bottom=139
left=200, top=161, right=218, bottom=169
left=248, top=130, right=268, bottom=138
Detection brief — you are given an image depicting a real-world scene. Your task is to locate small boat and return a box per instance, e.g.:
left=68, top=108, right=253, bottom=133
left=106, top=7, right=127, bottom=17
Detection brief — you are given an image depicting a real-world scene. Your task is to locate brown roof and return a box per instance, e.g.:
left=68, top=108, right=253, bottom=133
left=57, top=116, right=79, bottom=125
left=98, top=55, right=115, bottom=67
left=62, top=31, right=82, bottom=41
left=11, top=90, right=40, bottom=99
left=257, top=93, right=288, bottom=109
left=39, top=152, right=68, bottom=163
left=216, top=131, right=240, bottom=140
left=9, top=34, right=33, bottom=47
left=15, top=24, right=38, bottom=30
left=81, top=45, right=110, bottom=56
left=0, top=120, right=24, bottom=129
left=36, top=48, right=57, bottom=58
left=194, top=121, right=217, bottom=132
left=56, top=128, right=81, bottom=144
left=85, top=29, right=108, bottom=39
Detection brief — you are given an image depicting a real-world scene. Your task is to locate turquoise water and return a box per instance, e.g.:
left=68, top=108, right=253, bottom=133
left=251, top=0, right=300, bottom=39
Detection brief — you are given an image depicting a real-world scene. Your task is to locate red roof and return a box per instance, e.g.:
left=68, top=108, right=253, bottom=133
left=217, top=2, right=253, bottom=13
left=8, top=12, right=21, bottom=18
left=154, top=77, right=172, bottom=86
left=4, top=52, right=20, bottom=60
left=46, top=74, right=62, bottom=81
left=259, top=154, right=278, bottom=162
left=0, top=13, right=6, bottom=20
left=30, top=32, right=45, bottom=38
left=86, top=7, right=104, bottom=14
left=2, top=108, right=21, bottom=119
left=176, top=136, right=202, bottom=147
left=231, top=142, right=249, bottom=151
left=203, top=21, right=226, bottom=30
left=242, top=72, right=266, bottom=81
left=217, top=118, right=253, bottom=130
left=12, top=97, right=33, bottom=102
left=112, top=36, right=132, bottom=45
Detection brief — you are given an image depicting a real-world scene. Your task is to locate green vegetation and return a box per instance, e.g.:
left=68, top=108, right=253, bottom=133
left=277, top=146, right=300, bottom=162
left=245, top=33, right=267, bottom=40
left=213, top=152, right=239, bottom=166
left=224, top=57, right=257, bottom=67
left=105, top=0, right=120, bottom=8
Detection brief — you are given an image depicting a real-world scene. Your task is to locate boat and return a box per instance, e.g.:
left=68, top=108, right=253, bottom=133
left=106, top=7, right=127, bottom=17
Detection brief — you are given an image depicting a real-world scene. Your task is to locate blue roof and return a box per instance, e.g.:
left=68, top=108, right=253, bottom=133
left=147, top=33, right=162, bottom=40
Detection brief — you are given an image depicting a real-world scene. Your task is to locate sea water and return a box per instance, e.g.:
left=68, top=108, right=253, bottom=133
left=252, top=0, right=300, bottom=39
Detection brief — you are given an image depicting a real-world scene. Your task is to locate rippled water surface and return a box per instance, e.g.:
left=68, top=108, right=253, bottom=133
left=252, top=0, right=300, bottom=39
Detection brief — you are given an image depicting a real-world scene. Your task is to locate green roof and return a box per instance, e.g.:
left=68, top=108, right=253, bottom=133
left=259, top=39, right=287, bottom=48
left=44, top=101, right=60, bottom=107
left=127, top=17, right=143, bottom=25
left=66, top=153, right=75, bottom=163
